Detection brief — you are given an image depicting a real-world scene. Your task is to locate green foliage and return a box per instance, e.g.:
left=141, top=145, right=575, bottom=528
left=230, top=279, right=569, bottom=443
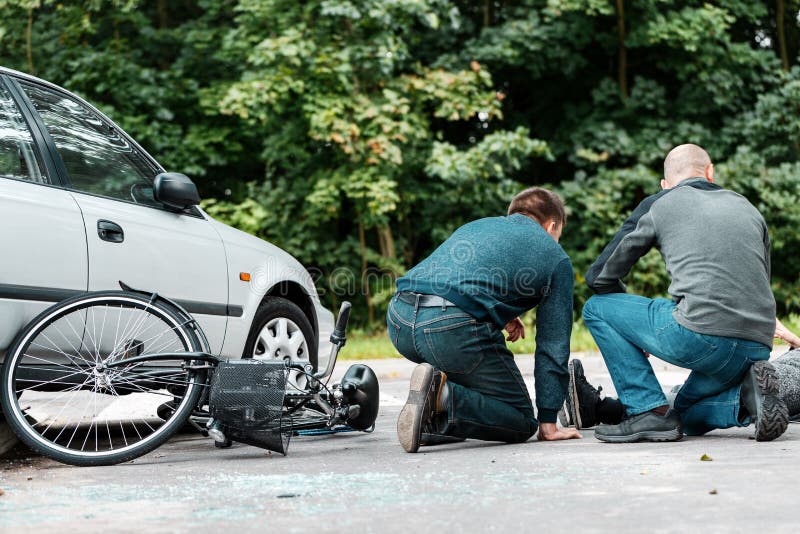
left=3, top=0, right=800, bottom=327
left=717, top=149, right=800, bottom=311
left=427, top=127, right=552, bottom=183
left=558, top=164, right=670, bottom=307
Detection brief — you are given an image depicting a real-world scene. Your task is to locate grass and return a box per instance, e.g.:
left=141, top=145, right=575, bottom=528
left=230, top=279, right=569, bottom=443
left=341, top=321, right=598, bottom=360
left=340, top=315, right=800, bottom=360
left=341, top=329, right=403, bottom=360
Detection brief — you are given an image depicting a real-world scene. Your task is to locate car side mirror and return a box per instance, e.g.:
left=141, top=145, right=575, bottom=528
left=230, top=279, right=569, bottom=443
left=153, top=172, right=201, bottom=210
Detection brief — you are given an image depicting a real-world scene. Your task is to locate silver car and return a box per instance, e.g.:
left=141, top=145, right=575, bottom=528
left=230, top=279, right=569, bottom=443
left=0, top=66, right=334, bottom=378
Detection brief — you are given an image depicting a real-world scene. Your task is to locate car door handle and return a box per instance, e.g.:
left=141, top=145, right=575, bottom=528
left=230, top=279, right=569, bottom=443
left=97, top=220, right=124, bottom=243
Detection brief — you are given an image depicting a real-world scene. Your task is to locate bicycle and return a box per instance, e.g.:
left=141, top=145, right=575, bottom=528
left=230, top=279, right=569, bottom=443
left=0, top=283, right=379, bottom=466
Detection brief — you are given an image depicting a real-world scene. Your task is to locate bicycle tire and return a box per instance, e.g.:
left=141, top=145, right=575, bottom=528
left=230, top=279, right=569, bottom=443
left=0, top=291, right=207, bottom=466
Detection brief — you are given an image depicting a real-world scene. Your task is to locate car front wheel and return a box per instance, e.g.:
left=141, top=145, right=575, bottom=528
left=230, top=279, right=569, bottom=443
left=243, top=297, right=317, bottom=391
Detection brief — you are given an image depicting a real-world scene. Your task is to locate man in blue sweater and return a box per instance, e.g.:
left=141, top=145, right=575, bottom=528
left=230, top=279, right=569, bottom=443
left=388, top=188, right=582, bottom=452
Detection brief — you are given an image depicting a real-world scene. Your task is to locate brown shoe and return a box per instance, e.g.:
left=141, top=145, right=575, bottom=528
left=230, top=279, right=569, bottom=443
left=397, top=363, right=443, bottom=452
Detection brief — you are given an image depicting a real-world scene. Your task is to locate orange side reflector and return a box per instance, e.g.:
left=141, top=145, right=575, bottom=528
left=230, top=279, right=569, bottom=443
left=239, top=272, right=251, bottom=282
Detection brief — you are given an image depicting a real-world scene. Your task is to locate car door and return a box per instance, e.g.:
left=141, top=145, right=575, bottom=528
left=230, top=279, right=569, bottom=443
left=14, top=77, right=230, bottom=354
left=0, top=77, right=88, bottom=353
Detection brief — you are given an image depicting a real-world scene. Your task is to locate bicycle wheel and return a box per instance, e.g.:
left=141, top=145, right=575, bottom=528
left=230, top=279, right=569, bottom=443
left=0, top=291, right=206, bottom=466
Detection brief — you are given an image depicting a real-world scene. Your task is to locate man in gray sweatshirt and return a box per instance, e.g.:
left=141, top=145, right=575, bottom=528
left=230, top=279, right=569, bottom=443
left=582, top=144, right=790, bottom=442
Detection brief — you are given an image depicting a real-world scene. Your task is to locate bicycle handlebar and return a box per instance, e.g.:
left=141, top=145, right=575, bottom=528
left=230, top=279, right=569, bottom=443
left=314, top=301, right=351, bottom=381
left=330, top=301, right=351, bottom=346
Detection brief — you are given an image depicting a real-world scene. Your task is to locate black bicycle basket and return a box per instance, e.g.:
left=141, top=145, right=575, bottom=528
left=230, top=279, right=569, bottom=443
left=209, top=360, right=291, bottom=454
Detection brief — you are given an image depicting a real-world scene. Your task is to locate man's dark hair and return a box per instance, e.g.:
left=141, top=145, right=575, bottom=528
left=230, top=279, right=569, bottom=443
left=507, top=187, right=567, bottom=227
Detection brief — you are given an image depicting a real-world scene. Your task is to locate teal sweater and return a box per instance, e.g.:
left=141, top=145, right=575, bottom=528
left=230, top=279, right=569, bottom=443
left=396, top=214, right=574, bottom=422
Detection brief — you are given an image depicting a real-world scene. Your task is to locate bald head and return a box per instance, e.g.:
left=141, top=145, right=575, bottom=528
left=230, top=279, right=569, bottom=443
left=663, top=144, right=713, bottom=187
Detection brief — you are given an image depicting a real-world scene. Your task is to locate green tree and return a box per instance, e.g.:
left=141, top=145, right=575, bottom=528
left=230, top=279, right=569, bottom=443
left=204, top=0, right=551, bottom=322
left=2, top=0, right=800, bottom=325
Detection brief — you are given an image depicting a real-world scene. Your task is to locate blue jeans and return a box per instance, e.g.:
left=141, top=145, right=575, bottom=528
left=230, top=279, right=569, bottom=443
left=387, top=296, right=538, bottom=443
left=583, top=294, right=771, bottom=435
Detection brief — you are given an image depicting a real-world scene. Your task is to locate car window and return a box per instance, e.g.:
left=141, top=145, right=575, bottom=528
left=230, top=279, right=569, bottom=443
left=19, top=81, right=161, bottom=206
left=0, top=82, right=48, bottom=184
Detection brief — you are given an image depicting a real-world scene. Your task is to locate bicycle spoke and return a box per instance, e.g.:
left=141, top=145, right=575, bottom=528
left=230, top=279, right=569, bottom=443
left=130, top=419, right=143, bottom=441
left=110, top=320, right=191, bottom=366
left=60, top=314, right=96, bottom=365
left=41, top=375, right=94, bottom=441
left=48, top=316, right=89, bottom=360
left=26, top=382, right=90, bottom=420
left=65, top=383, right=101, bottom=450
left=110, top=307, right=154, bottom=360
left=106, top=414, right=113, bottom=451
left=51, top=385, right=95, bottom=445
left=98, top=305, right=110, bottom=358
left=119, top=420, right=128, bottom=448
left=36, top=331, right=93, bottom=369
left=15, top=370, right=90, bottom=392
left=111, top=304, right=124, bottom=363
left=22, top=352, right=92, bottom=373
left=107, top=304, right=144, bottom=361
left=109, top=304, right=136, bottom=358
left=83, top=305, right=105, bottom=364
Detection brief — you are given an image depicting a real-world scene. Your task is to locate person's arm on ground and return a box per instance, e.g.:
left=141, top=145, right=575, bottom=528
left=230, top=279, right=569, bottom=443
left=533, top=257, right=581, bottom=441
left=585, top=193, right=665, bottom=293
left=775, top=318, right=800, bottom=348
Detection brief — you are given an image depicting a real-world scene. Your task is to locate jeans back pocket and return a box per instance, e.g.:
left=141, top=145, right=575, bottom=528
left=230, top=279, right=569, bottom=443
left=422, top=317, right=484, bottom=374
left=387, top=301, right=419, bottom=361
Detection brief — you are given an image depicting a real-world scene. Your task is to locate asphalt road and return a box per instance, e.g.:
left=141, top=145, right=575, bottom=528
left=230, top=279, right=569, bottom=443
left=2, top=353, right=799, bottom=533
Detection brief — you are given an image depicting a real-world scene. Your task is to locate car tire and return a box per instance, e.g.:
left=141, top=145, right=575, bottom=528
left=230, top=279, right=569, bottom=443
left=243, top=297, right=318, bottom=372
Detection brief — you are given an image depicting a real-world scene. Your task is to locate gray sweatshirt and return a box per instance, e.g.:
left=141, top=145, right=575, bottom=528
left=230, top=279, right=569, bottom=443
left=586, top=178, right=775, bottom=347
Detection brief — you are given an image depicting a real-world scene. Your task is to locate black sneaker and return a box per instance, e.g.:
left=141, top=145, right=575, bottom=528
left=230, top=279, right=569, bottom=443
left=594, top=410, right=682, bottom=443
left=397, top=363, right=446, bottom=453
left=558, top=359, right=600, bottom=429
left=741, top=361, right=789, bottom=442
left=419, top=378, right=464, bottom=446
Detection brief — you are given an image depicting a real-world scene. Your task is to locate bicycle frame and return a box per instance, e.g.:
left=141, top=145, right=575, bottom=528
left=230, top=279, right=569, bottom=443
left=102, top=298, right=357, bottom=439
left=104, top=303, right=350, bottom=388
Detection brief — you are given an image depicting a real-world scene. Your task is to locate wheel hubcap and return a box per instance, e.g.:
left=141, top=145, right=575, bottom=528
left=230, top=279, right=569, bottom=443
left=253, top=317, right=310, bottom=390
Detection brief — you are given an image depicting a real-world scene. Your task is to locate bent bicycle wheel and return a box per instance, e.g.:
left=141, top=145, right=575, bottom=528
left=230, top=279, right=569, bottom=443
left=0, top=291, right=206, bottom=466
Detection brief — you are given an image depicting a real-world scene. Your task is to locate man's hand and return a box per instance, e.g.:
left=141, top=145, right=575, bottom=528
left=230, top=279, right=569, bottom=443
left=505, top=317, right=525, bottom=342
left=537, top=422, right=582, bottom=441
left=775, top=318, right=800, bottom=349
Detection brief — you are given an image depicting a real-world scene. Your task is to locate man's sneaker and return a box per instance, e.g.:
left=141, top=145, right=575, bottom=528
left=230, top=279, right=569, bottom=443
left=741, top=361, right=789, bottom=442
left=594, top=410, right=682, bottom=443
left=558, top=359, right=600, bottom=429
left=397, top=363, right=446, bottom=453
